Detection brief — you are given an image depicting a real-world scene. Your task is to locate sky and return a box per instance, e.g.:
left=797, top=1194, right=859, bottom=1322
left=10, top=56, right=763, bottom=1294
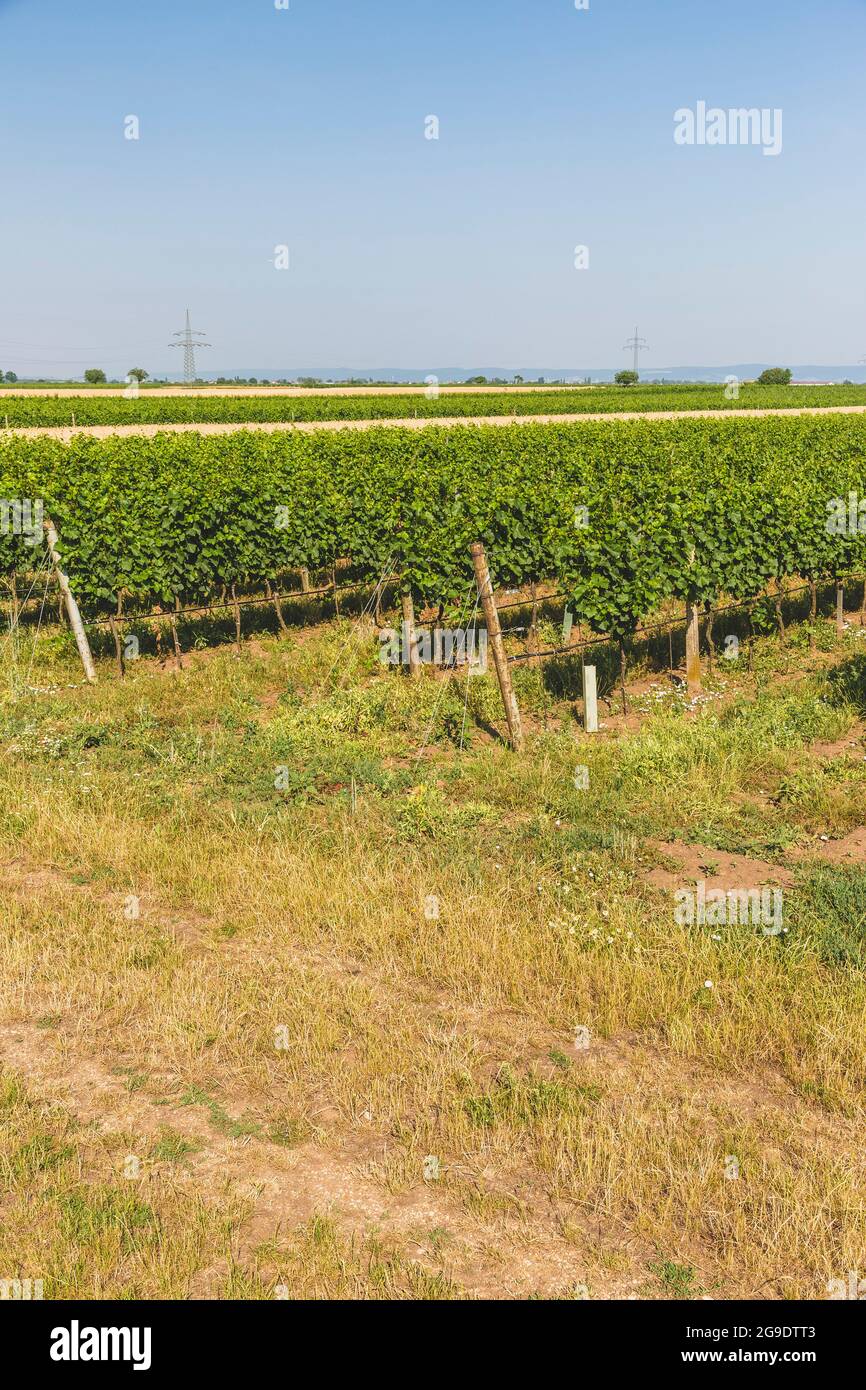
left=0, top=0, right=864, bottom=378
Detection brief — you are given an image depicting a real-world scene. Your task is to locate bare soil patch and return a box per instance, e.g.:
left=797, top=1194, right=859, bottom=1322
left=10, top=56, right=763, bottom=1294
left=645, top=841, right=794, bottom=893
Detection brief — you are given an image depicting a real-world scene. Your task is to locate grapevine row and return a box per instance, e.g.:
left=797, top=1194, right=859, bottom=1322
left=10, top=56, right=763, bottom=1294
left=3, top=383, right=866, bottom=427
left=1, top=417, right=865, bottom=648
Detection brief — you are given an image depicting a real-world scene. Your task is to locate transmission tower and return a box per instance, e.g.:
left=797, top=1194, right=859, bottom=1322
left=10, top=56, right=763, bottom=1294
left=169, top=309, right=211, bottom=383
left=623, top=326, right=649, bottom=376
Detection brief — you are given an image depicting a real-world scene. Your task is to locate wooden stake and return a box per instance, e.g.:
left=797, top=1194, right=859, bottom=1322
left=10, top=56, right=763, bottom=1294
left=528, top=582, right=539, bottom=652
left=400, top=592, right=422, bottom=678
left=8, top=572, right=18, bottom=631
left=773, top=580, right=786, bottom=644
left=685, top=600, right=701, bottom=695
left=470, top=541, right=524, bottom=752
left=231, top=584, right=242, bottom=655
left=299, top=567, right=311, bottom=594
left=266, top=579, right=289, bottom=634
left=836, top=582, right=845, bottom=634
left=170, top=596, right=184, bottom=669
left=112, top=591, right=126, bottom=678
left=55, top=572, right=66, bottom=627
left=109, top=613, right=125, bottom=678
left=618, top=639, right=628, bottom=714
left=583, top=663, right=599, bottom=733
left=153, top=607, right=166, bottom=665
left=43, top=519, right=97, bottom=683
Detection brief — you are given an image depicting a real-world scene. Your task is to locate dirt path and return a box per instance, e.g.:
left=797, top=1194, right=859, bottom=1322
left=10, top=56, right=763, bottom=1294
left=6, top=404, right=866, bottom=441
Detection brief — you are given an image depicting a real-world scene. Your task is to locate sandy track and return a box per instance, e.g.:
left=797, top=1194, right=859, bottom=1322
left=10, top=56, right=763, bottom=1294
left=5, top=403, right=866, bottom=441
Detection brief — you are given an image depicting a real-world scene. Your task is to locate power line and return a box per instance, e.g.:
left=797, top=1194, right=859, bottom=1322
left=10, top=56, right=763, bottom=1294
left=623, top=325, right=649, bottom=376
left=168, top=309, right=211, bottom=384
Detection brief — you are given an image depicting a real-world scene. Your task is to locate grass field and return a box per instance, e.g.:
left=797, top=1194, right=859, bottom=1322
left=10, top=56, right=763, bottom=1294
left=2, top=590, right=865, bottom=1300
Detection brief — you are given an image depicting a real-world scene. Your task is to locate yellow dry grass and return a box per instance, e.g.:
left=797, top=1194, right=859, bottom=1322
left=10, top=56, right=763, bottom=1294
left=1, top=611, right=865, bottom=1300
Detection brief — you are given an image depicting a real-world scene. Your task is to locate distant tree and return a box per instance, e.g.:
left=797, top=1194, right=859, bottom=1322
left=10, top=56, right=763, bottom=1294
left=5, top=371, right=17, bottom=382
left=127, top=367, right=149, bottom=383
left=513, top=374, right=524, bottom=384
left=615, top=370, right=639, bottom=386
left=756, top=367, right=792, bottom=386
left=465, top=375, right=488, bottom=385
left=84, top=368, right=107, bottom=384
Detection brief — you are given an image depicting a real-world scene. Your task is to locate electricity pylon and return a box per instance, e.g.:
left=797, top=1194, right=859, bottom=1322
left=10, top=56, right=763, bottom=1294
left=169, top=309, right=211, bottom=383
left=623, top=326, right=649, bottom=376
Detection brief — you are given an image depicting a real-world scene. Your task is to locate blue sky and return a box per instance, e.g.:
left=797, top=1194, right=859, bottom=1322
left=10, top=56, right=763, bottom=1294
left=1, top=0, right=864, bottom=376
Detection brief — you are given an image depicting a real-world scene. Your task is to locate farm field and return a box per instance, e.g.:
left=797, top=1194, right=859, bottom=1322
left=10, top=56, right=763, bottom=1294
left=2, top=382, right=866, bottom=428
left=2, top=412, right=866, bottom=1301
left=2, top=580, right=866, bottom=1299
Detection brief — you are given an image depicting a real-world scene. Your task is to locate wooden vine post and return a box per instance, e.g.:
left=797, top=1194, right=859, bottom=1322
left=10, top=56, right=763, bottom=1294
left=400, top=592, right=422, bottom=678
left=836, top=582, right=845, bottom=634
left=230, top=584, right=242, bottom=656
left=470, top=541, right=524, bottom=752
left=685, top=543, right=702, bottom=696
left=108, top=593, right=125, bottom=678
left=685, top=600, right=701, bottom=695
left=43, top=518, right=97, bottom=684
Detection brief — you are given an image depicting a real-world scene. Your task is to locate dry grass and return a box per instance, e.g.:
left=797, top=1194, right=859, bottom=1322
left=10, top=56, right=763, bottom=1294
left=1, top=609, right=865, bottom=1299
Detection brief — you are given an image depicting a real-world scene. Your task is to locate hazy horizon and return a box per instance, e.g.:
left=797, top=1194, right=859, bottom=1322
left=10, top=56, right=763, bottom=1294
left=10, top=364, right=866, bottom=387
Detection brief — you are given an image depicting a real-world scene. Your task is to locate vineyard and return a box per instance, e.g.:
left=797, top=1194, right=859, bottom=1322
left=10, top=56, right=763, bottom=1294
left=3, top=382, right=866, bottom=428
left=2, top=416, right=866, bottom=656
left=4, top=412, right=866, bottom=1303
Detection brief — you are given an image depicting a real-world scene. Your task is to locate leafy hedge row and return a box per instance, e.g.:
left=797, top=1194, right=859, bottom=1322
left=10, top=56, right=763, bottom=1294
left=3, top=382, right=866, bottom=427
left=1, top=416, right=866, bottom=643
